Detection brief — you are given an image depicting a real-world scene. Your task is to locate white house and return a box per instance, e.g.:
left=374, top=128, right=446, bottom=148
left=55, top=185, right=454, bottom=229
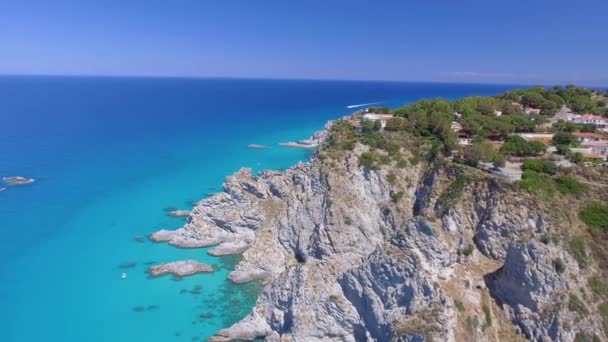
left=572, top=114, right=608, bottom=128
left=583, top=141, right=608, bottom=155
left=360, top=113, right=394, bottom=130
left=572, top=132, right=607, bottom=143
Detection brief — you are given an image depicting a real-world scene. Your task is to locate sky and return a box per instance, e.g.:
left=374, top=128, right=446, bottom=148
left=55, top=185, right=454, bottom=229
left=1, top=0, right=607, bottom=86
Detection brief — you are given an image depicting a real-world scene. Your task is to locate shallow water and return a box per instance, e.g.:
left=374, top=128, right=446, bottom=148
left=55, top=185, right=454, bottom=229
left=0, top=76, right=516, bottom=341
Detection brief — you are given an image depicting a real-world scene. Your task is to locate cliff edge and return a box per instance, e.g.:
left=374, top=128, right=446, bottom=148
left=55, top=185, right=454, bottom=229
left=153, top=121, right=608, bottom=342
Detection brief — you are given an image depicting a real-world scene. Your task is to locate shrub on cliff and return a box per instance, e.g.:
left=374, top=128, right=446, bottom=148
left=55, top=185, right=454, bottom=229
left=359, top=150, right=390, bottom=170
left=522, top=159, right=558, bottom=175
left=569, top=237, right=589, bottom=268
left=579, top=203, right=608, bottom=235
left=517, top=170, right=555, bottom=198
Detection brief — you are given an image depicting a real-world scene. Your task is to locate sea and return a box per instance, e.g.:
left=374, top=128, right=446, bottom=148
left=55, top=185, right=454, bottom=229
left=0, top=76, right=517, bottom=341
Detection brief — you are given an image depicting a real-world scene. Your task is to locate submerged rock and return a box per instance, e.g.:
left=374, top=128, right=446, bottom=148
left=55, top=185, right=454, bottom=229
left=247, top=144, right=271, bottom=149
left=132, top=306, right=146, bottom=312
left=118, top=261, right=137, bottom=269
left=199, top=312, right=214, bottom=319
left=148, top=260, right=213, bottom=279
left=3, top=176, right=34, bottom=185
left=134, top=236, right=145, bottom=243
left=169, top=209, right=190, bottom=218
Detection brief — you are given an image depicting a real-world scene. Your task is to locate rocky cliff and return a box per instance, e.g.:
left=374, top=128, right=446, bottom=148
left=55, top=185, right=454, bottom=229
left=153, top=123, right=608, bottom=342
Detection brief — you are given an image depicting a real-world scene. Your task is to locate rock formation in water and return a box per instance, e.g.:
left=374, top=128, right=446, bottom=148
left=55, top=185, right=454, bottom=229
left=153, top=121, right=608, bottom=341
left=148, top=260, right=214, bottom=278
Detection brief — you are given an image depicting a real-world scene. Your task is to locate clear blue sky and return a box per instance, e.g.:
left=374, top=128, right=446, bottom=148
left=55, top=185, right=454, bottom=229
left=1, top=0, right=607, bottom=85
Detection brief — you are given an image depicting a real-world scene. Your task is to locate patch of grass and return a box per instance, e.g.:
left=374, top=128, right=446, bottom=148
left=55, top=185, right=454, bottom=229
left=579, top=203, right=608, bottom=235
left=517, top=170, right=556, bottom=198
left=599, top=302, right=608, bottom=334
left=568, top=294, right=588, bottom=314
left=569, top=237, right=589, bottom=269
left=482, top=305, right=492, bottom=329
left=462, top=245, right=474, bottom=257
left=454, top=299, right=465, bottom=313
left=589, top=275, right=608, bottom=297
left=555, top=175, right=584, bottom=196
left=359, top=150, right=390, bottom=170
left=386, top=172, right=397, bottom=185
left=391, top=191, right=404, bottom=203
left=396, top=158, right=408, bottom=168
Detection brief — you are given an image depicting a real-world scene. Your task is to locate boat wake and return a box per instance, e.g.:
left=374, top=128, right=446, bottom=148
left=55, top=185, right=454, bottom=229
left=346, top=101, right=382, bottom=109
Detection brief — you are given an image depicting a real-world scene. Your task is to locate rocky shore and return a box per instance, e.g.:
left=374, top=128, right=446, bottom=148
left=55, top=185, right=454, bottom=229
left=151, top=119, right=607, bottom=341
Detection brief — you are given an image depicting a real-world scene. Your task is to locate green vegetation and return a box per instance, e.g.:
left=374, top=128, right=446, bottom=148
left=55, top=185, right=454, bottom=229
left=579, top=203, right=608, bottom=235
left=391, top=191, right=404, bottom=203
left=501, top=135, right=546, bottom=157
left=386, top=172, right=397, bottom=185
left=462, top=245, right=474, bottom=257
left=552, top=132, right=574, bottom=145
left=522, top=159, right=558, bottom=175
left=517, top=170, right=555, bottom=198
left=568, top=294, right=588, bottom=314
left=454, top=300, right=465, bottom=313
left=588, top=275, right=608, bottom=297
left=482, top=305, right=492, bottom=329
left=461, top=141, right=504, bottom=168
left=599, top=302, right=608, bottom=333
left=569, top=237, right=589, bottom=268
left=359, top=150, right=390, bottom=170
left=438, top=174, right=468, bottom=210
left=554, top=175, right=584, bottom=195
left=367, top=106, right=390, bottom=114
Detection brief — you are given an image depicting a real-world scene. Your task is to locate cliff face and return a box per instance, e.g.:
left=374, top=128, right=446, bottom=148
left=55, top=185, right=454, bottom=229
left=153, top=125, right=607, bottom=342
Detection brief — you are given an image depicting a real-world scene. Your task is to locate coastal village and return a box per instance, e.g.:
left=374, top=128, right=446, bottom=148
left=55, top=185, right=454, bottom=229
left=346, top=86, right=608, bottom=182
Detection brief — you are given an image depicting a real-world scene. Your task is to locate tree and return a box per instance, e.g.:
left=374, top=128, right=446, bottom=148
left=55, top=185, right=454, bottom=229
left=571, top=152, right=584, bottom=164
left=501, top=136, right=546, bottom=157
left=552, top=132, right=573, bottom=146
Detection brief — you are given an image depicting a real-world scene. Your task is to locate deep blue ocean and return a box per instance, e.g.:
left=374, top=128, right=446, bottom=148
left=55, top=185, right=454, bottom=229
left=0, top=76, right=517, bottom=341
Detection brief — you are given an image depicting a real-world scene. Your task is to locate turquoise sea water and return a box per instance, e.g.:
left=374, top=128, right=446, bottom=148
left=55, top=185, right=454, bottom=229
left=0, top=76, right=517, bottom=341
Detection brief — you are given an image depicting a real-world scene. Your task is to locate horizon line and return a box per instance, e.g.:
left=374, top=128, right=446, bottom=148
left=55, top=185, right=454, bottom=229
left=0, top=72, right=605, bottom=89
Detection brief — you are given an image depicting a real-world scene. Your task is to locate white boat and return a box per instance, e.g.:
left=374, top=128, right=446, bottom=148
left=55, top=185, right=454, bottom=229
left=121, top=272, right=127, bottom=279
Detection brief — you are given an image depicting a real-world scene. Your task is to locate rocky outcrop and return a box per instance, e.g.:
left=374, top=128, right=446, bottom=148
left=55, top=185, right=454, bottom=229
left=486, top=241, right=603, bottom=341
left=147, top=260, right=214, bottom=278
left=152, top=123, right=606, bottom=341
